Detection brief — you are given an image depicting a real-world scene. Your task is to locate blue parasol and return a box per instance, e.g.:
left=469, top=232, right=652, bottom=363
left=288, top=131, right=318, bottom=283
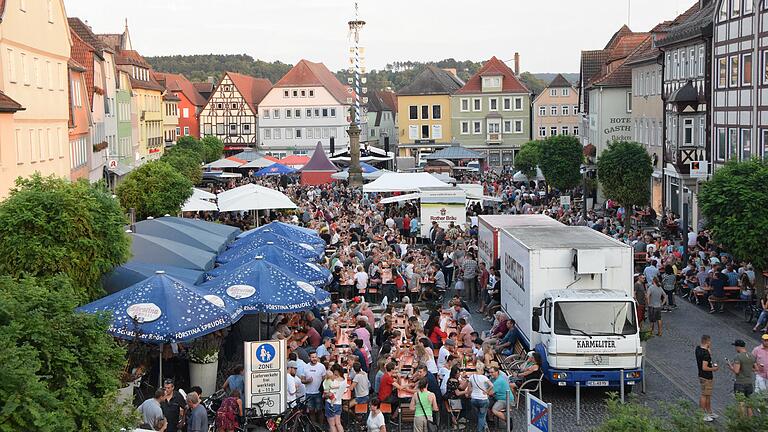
left=205, top=242, right=332, bottom=286
left=102, top=260, right=205, bottom=294
left=254, top=163, right=297, bottom=177
left=217, top=230, right=322, bottom=264
left=234, top=222, right=326, bottom=250
left=77, top=272, right=242, bottom=344
left=199, top=257, right=331, bottom=313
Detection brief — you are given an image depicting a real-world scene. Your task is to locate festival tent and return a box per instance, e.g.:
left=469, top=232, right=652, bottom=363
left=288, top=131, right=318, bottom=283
left=205, top=243, right=331, bottom=286
left=240, top=157, right=275, bottom=169
left=129, top=232, right=216, bottom=271
left=78, top=272, right=241, bottom=344
left=216, top=183, right=297, bottom=212
left=204, top=157, right=244, bottom=169
left=132, top=218, right=230, bottom=253
left=102, top=261, right=205, bottom=294
left=216, top=230, right=322, bottom=264
left=278, top=155, right=310, bottom=169
left=512, top=167, right=546, bottom=182
left=230, top=222, right=327, bottom=252
left=192, top=188, right=216, bottom=200
left=254, top=163, right=297, bottom=177
left=299, top=141, right=338, bottom=185
left=199, top=257, right=331, bottom=313
left=181, top=197, right=219, bottom=212
left=362, top=172, right=450, bottom=193
left=160, top=216, right=240, bottom=241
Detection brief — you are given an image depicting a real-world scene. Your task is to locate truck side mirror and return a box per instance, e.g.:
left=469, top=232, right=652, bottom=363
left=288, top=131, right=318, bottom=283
left=532, top=307, right=541, bottom=333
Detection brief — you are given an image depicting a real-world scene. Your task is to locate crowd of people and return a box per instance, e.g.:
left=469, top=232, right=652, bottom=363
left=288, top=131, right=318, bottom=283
left=132, top=165, right=762, bottom=431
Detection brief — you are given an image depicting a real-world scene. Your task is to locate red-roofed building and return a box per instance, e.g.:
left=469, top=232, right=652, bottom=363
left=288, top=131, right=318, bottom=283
left=155, top=72, right=207, bottom=138
left=258, top=60, right=354, bottom=158
left=451, top=56, right=531, bottom=168
left=199, top=71, right=272, bottom=150
left=579, top=25, right=651, bottom=157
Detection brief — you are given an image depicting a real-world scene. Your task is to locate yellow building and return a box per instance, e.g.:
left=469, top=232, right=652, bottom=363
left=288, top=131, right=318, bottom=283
left=396, top=66, right=463, bottom=160
left=114, top=50, right=164, bottom=163
left=161, top=90, right=180, bottom=145
left=0, top=0, right=72, bottom=198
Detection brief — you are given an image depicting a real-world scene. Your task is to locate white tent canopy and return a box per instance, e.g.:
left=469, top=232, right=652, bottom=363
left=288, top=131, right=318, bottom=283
left=240, top=158, right=275, bottom=169
left=331, top=169, right=392, bottom=181
left=513, top=167, right=545, bottom=182
left=363, top=172, right=450, bottom=193
left=191, top=188, right=216, bottom=200
left=204, top=158, right=243, bottom=169
left=181, top=197, right=219, bottom=212
left=379, top=193, right=421, bottom=204
left=430, top=172, right=457, bottom=183
left=216, top=183, right=297, bottom=212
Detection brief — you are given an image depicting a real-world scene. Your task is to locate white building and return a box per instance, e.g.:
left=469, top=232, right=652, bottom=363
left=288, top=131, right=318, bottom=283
left=258, top=60, right=353, bottom=158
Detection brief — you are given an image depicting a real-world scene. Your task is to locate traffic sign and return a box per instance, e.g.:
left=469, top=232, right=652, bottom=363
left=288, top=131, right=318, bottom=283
left=244, top=339, right=286, bottom=414
left=526, top=392, right=552, bottom=432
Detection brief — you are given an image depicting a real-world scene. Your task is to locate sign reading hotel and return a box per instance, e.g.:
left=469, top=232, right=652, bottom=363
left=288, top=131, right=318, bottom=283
left=604, top=117, right=632, bottom=142
left=244, top=339, right=286, bottom=414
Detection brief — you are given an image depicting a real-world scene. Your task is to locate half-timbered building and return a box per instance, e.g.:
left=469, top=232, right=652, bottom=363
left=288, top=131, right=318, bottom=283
left=199, top=72, right=272, bottom=150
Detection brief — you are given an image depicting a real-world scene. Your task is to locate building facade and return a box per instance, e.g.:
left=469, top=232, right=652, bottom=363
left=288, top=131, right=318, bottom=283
left=628, top=36, right=665, bottom=213
left=0, top=0, right=72, bottom=198
left=365, top=89, right=397, bottom=149
left=259, top=60, right=354, bottom=157
left=162, top=91, right=179, bottom=145
left=68, top=59, right=91, bottom=181
left=712, top=0, right=768, bottom=168
left=397, top=65, right=464, bottom=159
left=114, top=67, right=135, bottom=170
left=201, top=71, right=271, bottom=150
left=155, top=72, right=207, bottom=138
left=533, top=74, right=580, bottom=141
left=452, top=57, right=531, bottom=168
left=657, top=1, right=714, bottom=228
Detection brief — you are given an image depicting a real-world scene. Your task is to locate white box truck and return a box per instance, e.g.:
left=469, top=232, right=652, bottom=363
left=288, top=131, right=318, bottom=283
left=477, top=215, right=562, bottom=270
left=499, top=225, right=642, bottom=389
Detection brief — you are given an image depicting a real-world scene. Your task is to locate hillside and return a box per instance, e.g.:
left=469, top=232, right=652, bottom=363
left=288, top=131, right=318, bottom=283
left=145, top=54, right=577, bottom=94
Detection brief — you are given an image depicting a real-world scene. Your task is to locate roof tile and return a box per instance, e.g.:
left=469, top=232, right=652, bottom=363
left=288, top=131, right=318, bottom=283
left=226, top=72, right=273, bottom=113
left=399, top=65, right=464, bottom=96
left=154, top=72, right=208, bottom=107
left=275, top=60, right=351, bottom=105
left=456, top=56, right=529, bottom=94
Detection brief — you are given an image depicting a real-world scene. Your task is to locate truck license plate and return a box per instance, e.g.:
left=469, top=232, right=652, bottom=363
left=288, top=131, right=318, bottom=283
left=586, top=381, right=609, bottom=387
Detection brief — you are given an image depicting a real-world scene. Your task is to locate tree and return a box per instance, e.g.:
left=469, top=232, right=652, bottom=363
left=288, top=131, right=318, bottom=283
left=0, top=276, right=133, bottom=432
left=538, top=135, right=583, bottom=191
left=175, top=135, right=206, bottom=158
left=699, top=159, right=768, bottom=274
left=518, top=71, right=548, bottom=95
left=514, top=141, right=541, bottom=178
left=201, top=135, right=224, bottom=163
left=116, top=160, right=193, bottom=220
left=0, top=175, right=130, bottom=302
left=597, top=141, right=653, bottom=226
left=162, top=147, right=203, bottom=184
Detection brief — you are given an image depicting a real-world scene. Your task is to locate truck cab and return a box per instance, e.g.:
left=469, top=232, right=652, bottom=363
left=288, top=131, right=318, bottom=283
left=532, top=289, right=642, bottom=388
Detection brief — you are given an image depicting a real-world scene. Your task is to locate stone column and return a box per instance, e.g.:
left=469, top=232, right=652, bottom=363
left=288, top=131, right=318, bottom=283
left=347, top=123, right=363, bottom=187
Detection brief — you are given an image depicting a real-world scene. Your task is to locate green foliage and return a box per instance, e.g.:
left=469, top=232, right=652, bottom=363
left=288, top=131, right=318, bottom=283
left=518, top=71, right=549, bottom=95
left=116, top=160, right=193, bottom=220
left=0, top=276, right=133, bottom=432
left=514, top=141, right=541, bottom=178
left=145, top=54, right=292, bottom=84
left=699, top=159, right=768, bottom=271
left=175, top=135, right=206, bottom=159
left=201, top=135, right=224, bottom=163
left=596, top=394, right=715, bottom=432
left=723, top=393, right=768, bottom=431
left=538, top=135, right=583, bottom=190
left=161, top=147, right=203, bottom=184
left=597, top=141, right=653, bottom=217
left=0, top=175, right=129, bottom=302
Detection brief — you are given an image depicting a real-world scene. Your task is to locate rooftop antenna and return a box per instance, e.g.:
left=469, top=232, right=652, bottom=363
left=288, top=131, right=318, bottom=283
left=627, top=0, right=631, bottom=27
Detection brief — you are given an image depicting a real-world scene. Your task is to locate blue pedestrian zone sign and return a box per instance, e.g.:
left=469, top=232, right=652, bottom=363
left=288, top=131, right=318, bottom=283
left=256, top=343, right=276, bottom=363
left=526, top=392, right=552, bottom=432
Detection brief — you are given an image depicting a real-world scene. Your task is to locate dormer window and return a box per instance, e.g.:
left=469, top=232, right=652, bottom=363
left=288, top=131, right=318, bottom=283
left=482, top=76, right=501, bottom=89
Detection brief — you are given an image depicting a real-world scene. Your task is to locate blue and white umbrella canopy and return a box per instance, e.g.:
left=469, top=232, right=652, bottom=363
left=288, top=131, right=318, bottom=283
left=254, top=163, right=297, bottom=176
left=206, top=242, right=332, bottom=286
left=235, top=222, right=326, bottom=250
left=77, top=272, right=242, bottom=344
left=200, top=257, right=331, bottom=313
left=217, top=230, right=322, bottom=264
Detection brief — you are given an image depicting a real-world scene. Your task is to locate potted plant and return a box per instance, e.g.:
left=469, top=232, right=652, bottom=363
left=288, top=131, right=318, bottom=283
left=187, top=331, right=225, bottom=395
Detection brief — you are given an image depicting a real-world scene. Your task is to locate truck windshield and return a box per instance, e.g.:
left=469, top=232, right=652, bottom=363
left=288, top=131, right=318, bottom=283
left=553, top=301, right=637, bottom=336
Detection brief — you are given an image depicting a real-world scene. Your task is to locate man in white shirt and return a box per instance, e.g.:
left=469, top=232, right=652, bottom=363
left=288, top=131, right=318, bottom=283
left=438, top=355, right=456, bottom=396
left=286, top=361, right=301, bottom=405
left=438, top=338, right=456, bottom=369
left=354, top=266, right=368, bottom=294
left=303, top=352, right=327, bottom=423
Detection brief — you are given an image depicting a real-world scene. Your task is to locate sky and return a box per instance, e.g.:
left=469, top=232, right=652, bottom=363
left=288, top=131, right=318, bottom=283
left=65, top=0, right=691, bottom=73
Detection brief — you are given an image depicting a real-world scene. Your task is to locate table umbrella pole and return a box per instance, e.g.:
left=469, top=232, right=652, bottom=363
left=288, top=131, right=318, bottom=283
left=158, top=343, right=164, bottom=388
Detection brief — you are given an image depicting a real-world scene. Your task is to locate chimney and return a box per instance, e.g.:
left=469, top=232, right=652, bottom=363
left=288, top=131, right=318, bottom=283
left=514, top=52, right=520, bottom=76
